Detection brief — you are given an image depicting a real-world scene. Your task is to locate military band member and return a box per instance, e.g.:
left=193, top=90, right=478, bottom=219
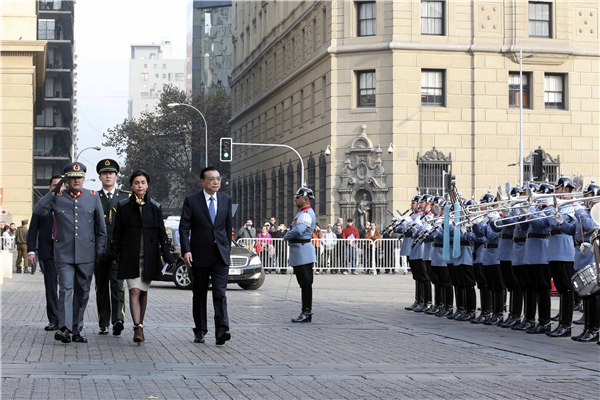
left=571, top=184, right=600, bottom=343
left=402, top=195, right=422, bottom=311
left=285, top=187, right=317, bottom=323
left=34, top=162, right=107, bottom=343
left=95, top=159, right=128, bottom=336
left=546, top=177, right=577, bottom=337
left=451, top=205, right=477, bottom=322
left=429, top=198, right=454, bottom=317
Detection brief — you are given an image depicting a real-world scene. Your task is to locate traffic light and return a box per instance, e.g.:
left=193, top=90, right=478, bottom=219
left=532, top=149, right=544, bottom=181
left=444, top=172, right=455, bottom=192
left=220, top=137, right=232, bottom=162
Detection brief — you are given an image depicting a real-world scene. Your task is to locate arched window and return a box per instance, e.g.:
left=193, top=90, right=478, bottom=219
left=319, top=152, right=326, bottom=215
left=308, top=153, right=315, bottom=208
left=271, top=168, right=277, bottom=220
left=416, top=147, right=451, bottom=195
left=287, top=161, right=295, bottom=222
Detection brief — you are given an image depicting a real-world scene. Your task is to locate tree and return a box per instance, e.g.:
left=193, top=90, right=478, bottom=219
left=103, top=84, right=231, bottom=216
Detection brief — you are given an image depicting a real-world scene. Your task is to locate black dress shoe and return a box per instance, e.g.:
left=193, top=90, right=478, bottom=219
left=55, top=329, right=71, bottom=343
left=113, top=320, right=124, bottom=336
left=72, top=333, right=88, bottom=343
left=456, top=312, right=475, bottom=322
left=194, top=332, right=205, bottom=343
left=291, top=312, right=312, bottom=323
left=44, top=323, right=59, bottom=331
left=526, top=322, right=551, bottom=334
left=425, top=305, right=440, bottom=315
left=573, top=315, right=585, bottom=325
left=550, top=313, right=560, bottom=322
left=436, top=308, right=451, bottom=317
left=98, top=327, right=109, bottom=335
left=404, top=301, right=419, bottom=311
left=574, top=329, right=599, bottom=342
left=513, top=320, right=535, bottom=331
left=501, top=316, right=521, bottom=328
left=573, top=302, right=583, bottom=312
left=215, top=330, right=231, bottom=345
left=447, top=310, right=463, bottom=320
left=546, top=324, right=571, bottom=338
left=471, top=313, right=490, bottom=324
left=413, top=303, right=430, bottom=313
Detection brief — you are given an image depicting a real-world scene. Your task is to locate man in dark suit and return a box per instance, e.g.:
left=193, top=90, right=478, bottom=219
left=27, top=175, right=64, bottom=331
left=179, top=167, right=232, bottom=346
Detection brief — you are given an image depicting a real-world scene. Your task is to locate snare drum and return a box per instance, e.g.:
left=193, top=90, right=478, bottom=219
left=571, top=263, right=600, bottom=297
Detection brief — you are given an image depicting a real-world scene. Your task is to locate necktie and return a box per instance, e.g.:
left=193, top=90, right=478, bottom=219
left=209, top=196, right=216, bottom=224
left=107, top=192, right=112, bottom=200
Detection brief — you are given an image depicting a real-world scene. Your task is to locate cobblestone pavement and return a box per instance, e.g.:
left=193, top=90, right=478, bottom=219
left=1, top=271, right=599, bottom=399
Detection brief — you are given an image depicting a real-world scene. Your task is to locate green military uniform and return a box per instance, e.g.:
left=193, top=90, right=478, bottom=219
left=94, top=159, right=128, bottom=335
left=15, top=220, right=29, bottom=273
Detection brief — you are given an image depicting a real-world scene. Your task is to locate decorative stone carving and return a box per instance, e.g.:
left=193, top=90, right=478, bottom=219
left=337, top=124, right=389, bottom=229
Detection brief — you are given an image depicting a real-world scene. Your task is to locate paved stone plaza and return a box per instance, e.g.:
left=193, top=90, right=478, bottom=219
left=1, top=272, right=599, bottom=399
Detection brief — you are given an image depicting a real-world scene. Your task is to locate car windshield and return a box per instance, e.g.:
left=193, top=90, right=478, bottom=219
left=165, top=226, right=236, bottom=248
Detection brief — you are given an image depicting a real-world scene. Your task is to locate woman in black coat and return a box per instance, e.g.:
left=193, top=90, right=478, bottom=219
left=111, top=170, right=174, bottom=343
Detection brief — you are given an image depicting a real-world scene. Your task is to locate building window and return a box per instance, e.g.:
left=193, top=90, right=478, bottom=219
left=308, top=154, right=316, bottom=209
left=319, top=153, right=326, bottom=215
left=278, top=165, right=285, bottom=221
left=36, top=106, right=55, bottom=127
left=38, top=19, right=55, bottom=40
left=287, top=162, right=295, bottom=222
left=271, top=169, right=277, bottom=220
left=421, top=1, right=444, bottom=35
left=529, top=2, right=551, bottom=38
left=261, top=172, right=267, bottom=220
left=416, top=148, right=452, bottom=195
left=509, top=72, right=531, bottom=108
left=34, top=135, right=53, bottom=157
left=140, top=73, right=149, bottom=81
left=421, top=69, right=444, bottom=106
left=357, top=70, right=376, bottom=107
left=357, top=2, right=376, bottom=36
left=545, top=73, right=565, bottom=109
left=35, top=165, right=54, bottom=183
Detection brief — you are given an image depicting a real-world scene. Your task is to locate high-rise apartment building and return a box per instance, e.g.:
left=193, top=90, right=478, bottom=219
left=32, top=0, right=76, bottom=202
left=128, top=42, right=186, bottom=120
left=229, top=1, right=599, bottom=227
left=1, top=0, right=47, bottom=222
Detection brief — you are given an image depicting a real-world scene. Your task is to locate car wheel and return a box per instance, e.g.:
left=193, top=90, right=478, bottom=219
left=173, top=261, right=192, bottom=290
left=238, top=267, right=266, bottom=290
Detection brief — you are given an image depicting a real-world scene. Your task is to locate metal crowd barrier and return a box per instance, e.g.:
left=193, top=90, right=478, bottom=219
left=236, top=237, right=408, bottom=275
left=1, top=236, right=15, bottom=251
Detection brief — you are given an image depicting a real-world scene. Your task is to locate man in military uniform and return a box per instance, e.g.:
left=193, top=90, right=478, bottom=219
left=285, top=187, right=317, bottom=323
left=95, top=159, right=128, bottom=336
left=34, top=162, right=107, bottom=343
left=15, top=219, right=29, bottom=273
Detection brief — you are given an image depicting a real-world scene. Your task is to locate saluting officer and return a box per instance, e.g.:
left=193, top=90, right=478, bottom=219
left=34, top=162, right=107, bottom=343
left=285, top=187, right=317, bottom=323
left=95, top=159, right=129, bottom=336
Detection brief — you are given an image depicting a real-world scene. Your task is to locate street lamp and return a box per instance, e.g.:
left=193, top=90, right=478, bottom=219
left=519, top=49, right=536, bottom=186
left=75, top=146, right=101, bottom=162
left=168, top=102, right=208, bottom=168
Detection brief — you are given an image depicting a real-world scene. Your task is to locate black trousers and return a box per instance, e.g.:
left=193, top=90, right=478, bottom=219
left=40, top=258, right=59, bottom=325
left=500, top=261, right=519, bottom=291
left=549, top=261, right=575, bottom=293
left=192, top=252, right=229, bottom=334
left=94, top=258, right=126, bottom=328
left=482, top=264, right=506, bottom=291
left=527, top=264, right=552, bottom=323
left=293, top=263, right=314, bottom=312
left=473, top=263, right=487, bottom=289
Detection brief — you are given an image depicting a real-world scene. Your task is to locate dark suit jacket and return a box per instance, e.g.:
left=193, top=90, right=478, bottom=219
left=99, top=188, right=130, bottom=241
left=179, top=190, right=232, bottom=267
left=26, top=212, right=54, bottom=261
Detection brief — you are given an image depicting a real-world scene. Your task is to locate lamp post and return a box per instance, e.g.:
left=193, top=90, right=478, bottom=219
left=75, top=146, right=101, bottom=162
left=519, top=49, right=536, bottom=186
left=168, top=102, right=208, bottom=168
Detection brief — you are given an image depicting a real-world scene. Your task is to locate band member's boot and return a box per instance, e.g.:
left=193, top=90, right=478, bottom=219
left=448, top=286, right=464, bottom=319
left=514, top=290, right=536, bottom=331
left=528, top=289, right=551, bottom=334
left=501, top=289, right=523, bottom=328
left=425, top=285, right=442, bottom=315
left=457, top=287, right=477, bottom=321
left=548, top=290, right=573, bottom=337
left=472, top=289, right=491, bottom=324
left=437, top=286, right=453, bottom=317
left=486, top=290, right=505, bottom=326
left=415, top=282, right=431, bottom=313
left=574, top=294, right=600, bottom=342
left=16, top=267, right=22, bottom=274
left=405, top=281, right=421, bottom=311
left=292, top=309, right=312, bottom=323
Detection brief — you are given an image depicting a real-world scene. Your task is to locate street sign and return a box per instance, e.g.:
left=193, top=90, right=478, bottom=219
left=220, top=137, right=232, bottom=162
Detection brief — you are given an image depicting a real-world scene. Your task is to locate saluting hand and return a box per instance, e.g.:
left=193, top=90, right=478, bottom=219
left=184, top=252, right=193, bottom=267
left=52, top=177, right=66, bottom=195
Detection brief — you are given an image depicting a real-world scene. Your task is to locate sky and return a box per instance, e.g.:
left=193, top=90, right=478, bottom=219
left=74, top=0, right=189, bottom=188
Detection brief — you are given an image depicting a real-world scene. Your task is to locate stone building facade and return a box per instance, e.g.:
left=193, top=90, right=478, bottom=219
left=229, top=0, right=599, bottom=229
left=1, top=0, right=47, bottom=223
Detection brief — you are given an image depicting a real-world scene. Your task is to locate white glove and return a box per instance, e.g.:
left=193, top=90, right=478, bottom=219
left=488, top=212, right=500, bottom=222
left=580, top=242, right=592, bottom=254
left=554, top=214, right=564, bottom=225
left=434, top=219, right=444, bottom=227
left=414, top=218, right=423, bottom=226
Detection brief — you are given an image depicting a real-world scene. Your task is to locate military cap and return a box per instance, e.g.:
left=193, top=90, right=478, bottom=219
left=63, top=162, right=86, bottom=177
left=96, top=159, right=120, bottom=174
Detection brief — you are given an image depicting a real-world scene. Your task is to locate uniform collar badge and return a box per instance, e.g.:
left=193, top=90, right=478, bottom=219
left=68, top=190, right=82, bottom=198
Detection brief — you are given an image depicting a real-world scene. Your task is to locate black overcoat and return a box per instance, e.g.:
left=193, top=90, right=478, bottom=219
left=111, top=194, right=174, bottom=281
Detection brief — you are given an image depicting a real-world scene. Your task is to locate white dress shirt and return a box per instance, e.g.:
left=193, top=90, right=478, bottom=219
left=203, top=190, right=218, bottom=216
